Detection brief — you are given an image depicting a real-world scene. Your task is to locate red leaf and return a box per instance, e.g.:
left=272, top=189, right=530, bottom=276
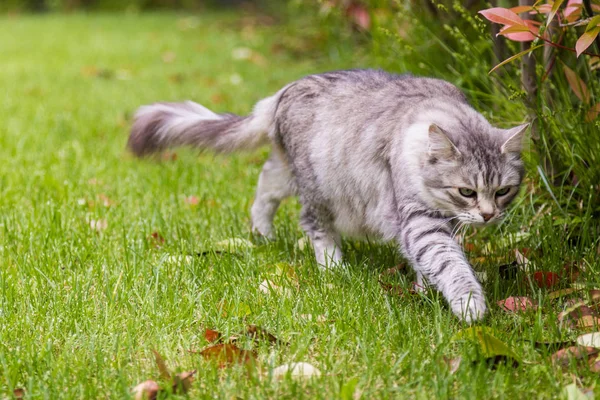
left=585, top=103, right=600, bottom=121
left=509, top=5, right=533, bottom=13
left=565, top=0, right=583, bottom=22
left=551, top=346, right=599, bottom=368
left=195, top=343, right=257, bottom=369
left=346, top=3, right=371, bottom=31
left=576, top=27, right=600, bottom=57
left=564, top=65, right=590, bottom=103
left=497, top=296, right=538, bottom=312
left=479, top=8, right=528, bottom=28
left=529, top=271, right=560, bottom=288
left=535, top=3, right=553, bottom=14
left=204, top=328, right=222, bottom=343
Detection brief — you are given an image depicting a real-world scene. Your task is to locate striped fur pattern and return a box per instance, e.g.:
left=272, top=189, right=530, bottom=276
left=128, top=69, right=528, bottom=323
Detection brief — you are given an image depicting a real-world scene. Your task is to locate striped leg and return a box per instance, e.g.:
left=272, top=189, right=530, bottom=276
left=300, top=205, right=343, bottom=268
left=397, top=205, right=486, bottom=323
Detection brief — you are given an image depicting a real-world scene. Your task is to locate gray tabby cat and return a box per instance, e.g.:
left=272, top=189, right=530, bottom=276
left=128, top=69, right=528, bottom=323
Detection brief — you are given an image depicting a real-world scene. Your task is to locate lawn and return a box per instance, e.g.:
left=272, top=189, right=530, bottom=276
left=0, top=10, right=599, bottom=399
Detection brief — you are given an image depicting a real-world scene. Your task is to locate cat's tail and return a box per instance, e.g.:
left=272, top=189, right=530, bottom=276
left=128, top=91, right=282, bottom=156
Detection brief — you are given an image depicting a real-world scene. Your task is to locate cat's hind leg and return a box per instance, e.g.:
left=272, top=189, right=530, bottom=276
left=251, top=152, right=295, bottom=238
left=299, top=205, right=343, bottom=268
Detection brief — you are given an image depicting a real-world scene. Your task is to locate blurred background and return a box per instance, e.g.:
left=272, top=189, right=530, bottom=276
left=1, top=0, right=599, bottom=249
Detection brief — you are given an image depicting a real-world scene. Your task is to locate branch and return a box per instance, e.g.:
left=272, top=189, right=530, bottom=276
left=534, top=34, right=600, bottom=58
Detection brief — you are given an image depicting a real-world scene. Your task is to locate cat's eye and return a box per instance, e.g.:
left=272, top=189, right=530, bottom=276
left=495, top=187, right=510, bottom=196
left=458, top=188, right=476, bottom=198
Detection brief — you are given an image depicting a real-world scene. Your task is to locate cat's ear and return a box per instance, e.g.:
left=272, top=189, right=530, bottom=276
left=428, top=124, right=461, bottom=160
left=501, top=123, right=529, bottom=154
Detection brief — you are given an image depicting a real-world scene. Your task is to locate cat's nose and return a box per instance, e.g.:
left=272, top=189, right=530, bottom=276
left=481, top=213, right=494, bottom=222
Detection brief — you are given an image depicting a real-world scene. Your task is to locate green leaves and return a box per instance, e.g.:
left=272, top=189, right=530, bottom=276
left=452, top=327, right=521, bottom=364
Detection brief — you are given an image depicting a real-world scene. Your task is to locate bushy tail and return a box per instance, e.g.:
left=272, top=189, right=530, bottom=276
left=128, top=93, right=280, bottom=156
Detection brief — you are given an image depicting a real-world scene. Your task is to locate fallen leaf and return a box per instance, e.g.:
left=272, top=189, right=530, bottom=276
left=259, top=279, right=281, bottom=295
left=551, top=346, right=599, bottom=368
left=246, top=325, right=288, bottom=346
left=529, top=271, right=560, bottom=288
left=272, top=362, right=321, bottom=379
left=380, top=264, right=406, bottom=276
left=590, top=355, right=600, bottom=372
left=442, top=356, right=462, bottom=374
left=194, top=343, right=257, bottom=369
left=172, top=370, right=195, bottom=394
left=515, top=248, right=530, bottom=268
left=133, top=380, right=159, bottom=400
left=204, top=328, right=222, bottom=343
left=576, top=332, right=600, bottom=348
left=562, top=383, right=591, bottom=400
left=148, top=232, right=165, bottom=248
left=151, top=349, right=172, bottom=380
left=13, top=388, right=25, bottom=399
left=378, top=280, right=412, bottom=297
left=576, top=315, right=600, bottom=329
left=453, top=327, right=521, bottom=364
left=497, top=296, right=538, bottom=312
left=559, top=301, right=598, bottom=327
left=548, top=287, right=583, bottom=300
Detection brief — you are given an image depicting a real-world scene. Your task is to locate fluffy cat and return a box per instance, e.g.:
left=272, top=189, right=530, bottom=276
left=128, top=69, right=528, bottom=323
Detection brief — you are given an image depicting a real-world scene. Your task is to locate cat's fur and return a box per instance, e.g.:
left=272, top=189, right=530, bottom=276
left=129, top=69, right=528, bottom=323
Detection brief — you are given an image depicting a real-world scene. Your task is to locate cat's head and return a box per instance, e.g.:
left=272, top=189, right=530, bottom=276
left=421, top=122, right=529, bottom=226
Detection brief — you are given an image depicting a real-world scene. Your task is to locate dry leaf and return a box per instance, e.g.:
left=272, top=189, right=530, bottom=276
left=381, top=264, right=406, bottom=276
left=551, top=346, right=599, bottom=368
left=272, top=362, right=321, bottom=379
left=515, top=248, right=530, bottom=268
left=195, top=343, right=257, bottom=369
left=132, top=380, right=159, bottom=400
left=13, top=388, right=25, bottom=399
left=172, top=370, right=195, bottom=394
left=148, top=232, right=165, bottom=248
left=378, top=280, right=416, bottom=297
left=259, top=279, right=281, bottom=294
left=246, top=325, right=288, bottom=346
left=204, top=328, right=222, bottom=343
left=576, top=332, right=600, bottom=348
left=576, top=315, right=600, bottom=329
left=497, top=296, right=538, bottom=312
left=442, top=356, right=462, bottom=374
left=529, top=271, right=560, bottom=288
left=590, top=355, right=600, bottom=372
left=151, top=349, right=172, bottom=380
left=548, top=288, right=583, bottom=300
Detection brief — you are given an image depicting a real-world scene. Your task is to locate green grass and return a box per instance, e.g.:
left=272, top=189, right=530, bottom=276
left=0, top=10, right=599, bottom=399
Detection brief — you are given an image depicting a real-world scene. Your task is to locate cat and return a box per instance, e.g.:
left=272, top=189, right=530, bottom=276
left=128, top=69, right=528, bottom=323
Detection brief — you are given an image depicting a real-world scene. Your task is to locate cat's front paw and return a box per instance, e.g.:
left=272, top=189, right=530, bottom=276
left=451, top=292, right=487, bottom=324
